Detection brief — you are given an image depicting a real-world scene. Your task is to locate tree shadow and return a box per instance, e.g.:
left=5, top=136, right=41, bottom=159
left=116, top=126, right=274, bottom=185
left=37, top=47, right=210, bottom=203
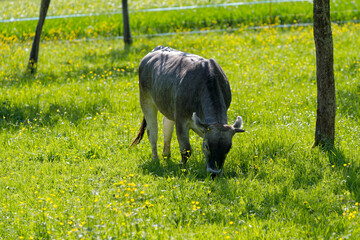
left=1, top=65, right=137, bottom=89
left=327, top=147, right=360, bottom=201
left=1, top=43, right=154, bottom=87
left=1, top=44, right=156, bottom=130
left=0, top=97, right=111, bottom=130
left=82, top=47, right=131, bottom=63
left=83, top=43, right=153, bottom=63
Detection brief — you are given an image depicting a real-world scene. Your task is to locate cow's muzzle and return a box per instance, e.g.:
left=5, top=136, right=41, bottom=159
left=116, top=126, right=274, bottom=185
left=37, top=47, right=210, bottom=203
left=206, top=166, right=222, bottom=177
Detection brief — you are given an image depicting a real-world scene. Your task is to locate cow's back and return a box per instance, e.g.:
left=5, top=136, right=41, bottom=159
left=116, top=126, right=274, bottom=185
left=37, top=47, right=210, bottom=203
left=138, top=46, right=231, bottom=123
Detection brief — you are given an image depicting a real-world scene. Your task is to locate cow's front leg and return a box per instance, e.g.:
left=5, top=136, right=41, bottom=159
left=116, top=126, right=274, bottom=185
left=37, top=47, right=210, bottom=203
left=176, top=122, right=192, bottom=164
left=163, top=116, right=175, bottom=158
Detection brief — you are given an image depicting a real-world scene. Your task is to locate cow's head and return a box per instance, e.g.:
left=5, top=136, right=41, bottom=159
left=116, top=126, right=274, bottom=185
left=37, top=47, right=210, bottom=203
left=192, top=113, right=245, bottom=177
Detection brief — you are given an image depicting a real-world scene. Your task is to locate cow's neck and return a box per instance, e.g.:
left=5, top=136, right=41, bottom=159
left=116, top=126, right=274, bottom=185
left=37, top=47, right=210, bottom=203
left=201, top=89, right=228, bottom=125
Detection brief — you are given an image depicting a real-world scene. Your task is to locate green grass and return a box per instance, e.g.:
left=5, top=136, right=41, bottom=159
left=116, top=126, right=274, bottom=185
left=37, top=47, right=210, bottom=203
left=1, top=0, right=360, bottom=43
left=1, top=0, right=280, bottom=19
left=1, top=2, right=360, bottom=239
left=1, top=0, right=359, bottom=20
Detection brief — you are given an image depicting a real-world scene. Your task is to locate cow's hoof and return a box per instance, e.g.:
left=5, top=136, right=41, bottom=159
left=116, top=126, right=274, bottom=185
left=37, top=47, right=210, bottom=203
left=207, top=167, right=222, bottom=178
left=210, top=172, right=218, bottom=179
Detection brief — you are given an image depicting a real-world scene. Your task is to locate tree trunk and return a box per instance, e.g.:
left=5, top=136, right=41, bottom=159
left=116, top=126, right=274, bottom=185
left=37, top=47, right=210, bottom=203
left=27, top=0, right=51, bottom=74
left=313, top=0, right=336, bottom=148
left=122, top=0, right=132, bottom=48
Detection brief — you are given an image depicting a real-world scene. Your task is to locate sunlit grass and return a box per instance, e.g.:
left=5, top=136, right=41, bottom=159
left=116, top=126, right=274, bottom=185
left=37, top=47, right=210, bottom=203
left=1, top=0, right=270, bottom=19
left=0, top=10, right=360, bottom=240
left=1, top=0, right=359, bottom=19
left=1, top=0, right=360, bottom=43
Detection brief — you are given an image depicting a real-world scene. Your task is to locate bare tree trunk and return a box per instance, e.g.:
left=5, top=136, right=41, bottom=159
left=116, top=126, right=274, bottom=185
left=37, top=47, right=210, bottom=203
left=27, top=0, right=51, bottom=74
left=122, top=0, right=132, bottom=48
left=313, top=0, right=336, bottom=148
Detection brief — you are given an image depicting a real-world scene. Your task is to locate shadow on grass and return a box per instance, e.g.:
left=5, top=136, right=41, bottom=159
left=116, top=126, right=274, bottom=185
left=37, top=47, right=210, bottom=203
left=138, top=136, right=294, bottom=181
left=83, top=43, right=153, bottom=64
left=139, top=154, right=258, bottom=183
left=139, top=155, right=213, bottom=180
left=1, top=63, right=138, bottom=88
left=0, top=97, right=111, bottom=130
left=0, top=45, right=156, bottom=129
left=328, top=147, right=360, bottom=201
left=0, top=44, right=154, bottom=87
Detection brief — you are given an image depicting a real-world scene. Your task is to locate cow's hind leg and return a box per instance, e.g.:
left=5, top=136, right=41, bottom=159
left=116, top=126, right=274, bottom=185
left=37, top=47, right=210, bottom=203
left=141, top=96, right=159, bottom=160
left=162, top=116, right=175, bottom=158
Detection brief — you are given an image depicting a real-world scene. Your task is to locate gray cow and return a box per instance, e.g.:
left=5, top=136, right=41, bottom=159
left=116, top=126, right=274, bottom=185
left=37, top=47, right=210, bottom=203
left=130, top=46, right=245, bottom=175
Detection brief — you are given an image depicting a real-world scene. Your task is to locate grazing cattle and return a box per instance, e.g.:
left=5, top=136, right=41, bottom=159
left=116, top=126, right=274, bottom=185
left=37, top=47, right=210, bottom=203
left=129, top=46, right=245, bottom=176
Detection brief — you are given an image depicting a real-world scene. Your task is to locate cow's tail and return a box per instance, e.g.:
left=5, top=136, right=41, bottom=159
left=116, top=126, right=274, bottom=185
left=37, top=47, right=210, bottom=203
left=129, top=117, right=147, bottom=148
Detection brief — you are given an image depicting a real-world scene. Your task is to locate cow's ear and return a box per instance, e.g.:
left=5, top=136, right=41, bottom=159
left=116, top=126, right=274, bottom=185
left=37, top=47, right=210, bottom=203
left=233, top=116, right=245, bottom=133
left=192, top=112, right=208, bottom=134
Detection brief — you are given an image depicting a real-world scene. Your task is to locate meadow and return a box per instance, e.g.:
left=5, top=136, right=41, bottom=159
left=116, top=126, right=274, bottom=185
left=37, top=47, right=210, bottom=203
left=1, top=0, right=360, bottom=43
left=1, top=0, right=360, bottom=239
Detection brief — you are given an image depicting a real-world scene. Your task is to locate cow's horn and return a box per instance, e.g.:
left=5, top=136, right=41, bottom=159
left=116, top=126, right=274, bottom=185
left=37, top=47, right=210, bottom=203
left=233, top=116, right=243, bottom=129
